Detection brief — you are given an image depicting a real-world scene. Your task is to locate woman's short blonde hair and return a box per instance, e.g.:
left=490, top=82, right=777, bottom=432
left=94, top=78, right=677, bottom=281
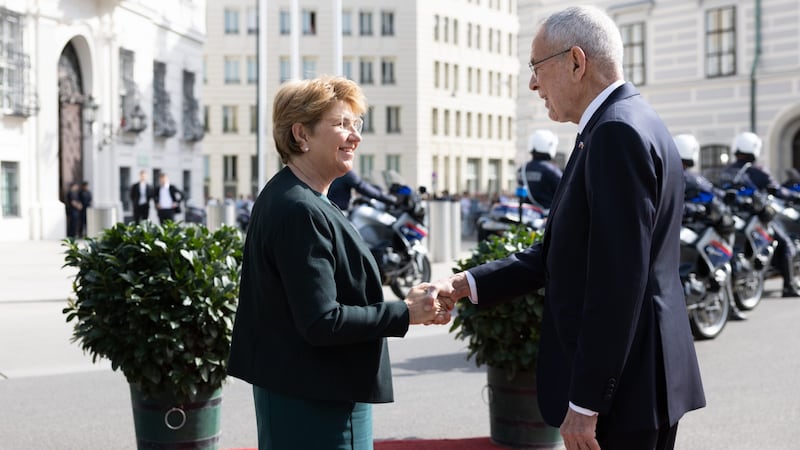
left=272, top=75, right=367, bottom=164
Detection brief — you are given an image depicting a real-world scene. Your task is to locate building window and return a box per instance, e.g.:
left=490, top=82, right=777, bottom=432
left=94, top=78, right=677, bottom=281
left=359, top=59, right=374, bottom=84
left=444, top=63, right=450, bottom=90
left=222, top=105, right=238, bottom=133
left=705, top=6, right=736, bottom=78
left=342, top=11, right=352, bottom=36
left=359, top=154, right=375, bottom=177
left=224, top=155, right=237, bottom=181
left=224, top=8, right=239, bottom=34
left=467, top=23, right=472, bottom=48
left=0, top=9, right=37, bottom=116
left=444, top=109, right=451, bottom=136
left=119, top=167, right=131, bottom=211
left=279, top=57, right=290, bottom=83
left=386, top=154, right=401, bottom=173
left=152, top=60, right=176, bottom=137
left=475, top=25, right=481, bottom=49
left=381, top=59, right=395, bottom=85
left=203, top=105, right=209, bottom=132
left=246, top=56, right=257, bottom=84
left=343, top=58, right=353, bottom=80
left=455, top=111, right=461, bottom=137
left=224, top=56, right=240, bottom=84
left=466, top=112, right=472, bottom=137
left=620, top=22, right=645, bottom=86
left=453, top=19, right=459, bottom=45
left=700, top=144, right=730, bottom=184
left=476, top=68, right=481, bottom=94
left=487, top=114, right=493, bottom=139
left=477, top=113, right=483, bottom=138
left=279, top=10, right=290, bottom=35
left=182, top=70, right=203, bottom=142
left=1, top=161, right=19, bottom=217
left=466, top=158, right=479, bottom=194
left=487, top=159, right=500, bottom=196
left=302, top=57, right=317, bottom=79
left=386, top=106, right=401, bottom=133
left=223, top=155, right=237, bottom=199
left=246, top=7, right=258, bottom=34
left=250, top=105, right=257, bottom=134
left=432, top=108, right=439, bottom=135
left=363, top=106, right=375, bottom=133
left=434, top=61, right=440, bottom=89
left=453, top=64, right=459, bottom=93
left=359, top=11, right=373, bottom=36
left=381, top=11, right=394, bottom=36
left=182, top=170, right=192, bottom=203
left=302, top=10, right=317, bottom=35
left=434, top=15, right=439, bottom=41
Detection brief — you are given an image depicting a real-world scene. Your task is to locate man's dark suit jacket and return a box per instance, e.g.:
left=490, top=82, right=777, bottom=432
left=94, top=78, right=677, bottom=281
left=129, top=182, right=154, bottom=209
left=470, top=83, right=705, bottom=432
left=227, top=167, right=410, bottom=403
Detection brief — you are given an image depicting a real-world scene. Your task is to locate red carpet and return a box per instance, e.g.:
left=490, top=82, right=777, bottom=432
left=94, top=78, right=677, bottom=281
left=375, top=437, right=508, bottom=449
left=228, top=437, right=509, bottom=450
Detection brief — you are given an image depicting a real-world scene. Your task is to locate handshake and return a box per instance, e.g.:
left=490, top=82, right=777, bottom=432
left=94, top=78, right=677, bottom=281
left=403, top=272, right=472, bottom=325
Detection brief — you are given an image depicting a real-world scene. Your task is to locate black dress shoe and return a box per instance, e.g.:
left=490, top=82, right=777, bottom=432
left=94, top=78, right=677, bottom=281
left=782, top=287, right=800, bottom=298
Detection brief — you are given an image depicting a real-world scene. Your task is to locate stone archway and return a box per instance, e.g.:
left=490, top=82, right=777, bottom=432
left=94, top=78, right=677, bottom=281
left=57, top=43, right=86, bottom=206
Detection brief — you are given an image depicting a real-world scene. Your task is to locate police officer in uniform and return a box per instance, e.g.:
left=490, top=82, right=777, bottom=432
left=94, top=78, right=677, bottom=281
left=519, top=129, right=562, bottom=209
left=675, top=134, right=746, bottom=320
left=719, top=131, right=800, bottom=297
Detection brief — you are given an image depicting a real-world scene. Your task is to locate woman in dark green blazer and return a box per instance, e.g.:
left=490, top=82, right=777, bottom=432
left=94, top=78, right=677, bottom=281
left=227, top=76, right=449, bottom=450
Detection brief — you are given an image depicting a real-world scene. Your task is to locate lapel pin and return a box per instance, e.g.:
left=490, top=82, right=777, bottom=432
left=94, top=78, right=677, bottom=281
left=578, top=141, right=584, bottom=150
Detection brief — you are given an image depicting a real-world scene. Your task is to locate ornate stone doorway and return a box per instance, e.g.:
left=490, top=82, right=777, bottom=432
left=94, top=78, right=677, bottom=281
left=57, top=43, right=86, bottom=205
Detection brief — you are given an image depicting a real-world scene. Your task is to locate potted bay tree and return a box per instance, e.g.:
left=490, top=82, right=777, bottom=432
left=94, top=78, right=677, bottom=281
left=450, top=225, right=562, bottom=449
left=63, top=221, right=243, bottom=449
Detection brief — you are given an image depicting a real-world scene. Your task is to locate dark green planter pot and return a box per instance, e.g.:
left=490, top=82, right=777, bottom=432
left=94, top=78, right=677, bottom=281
left=487, top=366, right=563, bottom=449
left=129, top=385, right=222, bottom=450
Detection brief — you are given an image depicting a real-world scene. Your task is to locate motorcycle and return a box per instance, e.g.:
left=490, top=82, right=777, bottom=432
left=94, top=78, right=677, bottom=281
left=723, top=186, right=778, bottom=311
left=348, top=171, right=431, bottom=300
left=763, top=196, right=800, bottom=291
left=475, top=199, right=547, bottom=242
left=680, top=194, right=734, bottom=339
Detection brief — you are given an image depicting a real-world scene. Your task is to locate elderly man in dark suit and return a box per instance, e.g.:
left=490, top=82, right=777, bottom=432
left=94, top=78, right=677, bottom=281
left=129, top=170, right=154, bottom=223
left=436, top=6, right=705, bottom=449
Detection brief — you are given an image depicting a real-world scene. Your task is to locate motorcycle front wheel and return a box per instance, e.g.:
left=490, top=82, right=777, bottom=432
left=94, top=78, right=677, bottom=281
left=390, top=254, right=432, bottom=300
left=733, top=269, right=764, bottom=310
left=688, top=279, right=730, bottom=340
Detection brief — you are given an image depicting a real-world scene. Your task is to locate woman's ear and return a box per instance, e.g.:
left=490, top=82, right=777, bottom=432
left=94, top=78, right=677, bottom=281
left=292, top=123, right=310, bottom=151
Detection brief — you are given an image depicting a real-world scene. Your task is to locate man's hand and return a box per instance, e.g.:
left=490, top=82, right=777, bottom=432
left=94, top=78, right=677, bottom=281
left=404, top=283, right=451, bottom=325
left=560, top=408, right=600, bottom=450
left=431, top=272, right=472, bottom=310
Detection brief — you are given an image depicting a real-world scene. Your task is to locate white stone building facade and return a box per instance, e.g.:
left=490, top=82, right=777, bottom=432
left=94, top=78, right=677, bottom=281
left=0, top=0, right=206, bottom=241
left=516, top=0, right=800, bottom=182
left=203, top=0, right=520, bottom=202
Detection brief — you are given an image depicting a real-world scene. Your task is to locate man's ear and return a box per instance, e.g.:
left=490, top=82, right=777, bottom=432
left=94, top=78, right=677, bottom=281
left=569, top=46, right=587, bottom=78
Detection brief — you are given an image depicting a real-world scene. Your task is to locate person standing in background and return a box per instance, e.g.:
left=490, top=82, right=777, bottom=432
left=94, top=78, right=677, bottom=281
left=65, top=182, right=82, bottom=238
left=130, top=170, right=154, bottom=223
left=78, top=181, right=92, bottom=238
left=155, top=173, right=184, bottom=224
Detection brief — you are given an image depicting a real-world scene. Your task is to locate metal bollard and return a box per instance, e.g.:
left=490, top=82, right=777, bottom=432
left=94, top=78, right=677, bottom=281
left=86, top=207, right=119, bottom=238
left=428, top=199, right=452, bottom=263
left=450, top=200, right=462, bottom=260
left=223, top=203, right=237, bottom=227
left=206, top=204, right=224, bottom=231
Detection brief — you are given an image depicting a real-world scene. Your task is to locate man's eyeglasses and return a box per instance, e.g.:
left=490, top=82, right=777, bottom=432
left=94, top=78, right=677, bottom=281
left=528, top=48, right=572, bottom=77
left=336, top=115, right=364, bottom=134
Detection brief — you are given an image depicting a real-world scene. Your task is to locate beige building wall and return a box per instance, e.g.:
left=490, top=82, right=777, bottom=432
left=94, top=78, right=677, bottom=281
left=203, top=0, right=520, bottom=202
left=0, top=0, right=206, bottom=241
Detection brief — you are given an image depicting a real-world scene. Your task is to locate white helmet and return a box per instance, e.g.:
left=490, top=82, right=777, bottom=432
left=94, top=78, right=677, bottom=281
left=673, top=134, right=700, bottom=165
left=528, top=130, right=559, bottom=158
left=731, top=131, right=762, bottom=158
